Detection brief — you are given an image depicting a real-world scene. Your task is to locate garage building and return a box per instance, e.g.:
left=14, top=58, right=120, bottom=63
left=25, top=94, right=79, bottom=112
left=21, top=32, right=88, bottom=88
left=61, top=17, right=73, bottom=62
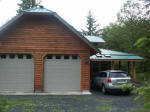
left=0, top=6, right=99, bottom=93
left=0, top=6, right=143, bottom=94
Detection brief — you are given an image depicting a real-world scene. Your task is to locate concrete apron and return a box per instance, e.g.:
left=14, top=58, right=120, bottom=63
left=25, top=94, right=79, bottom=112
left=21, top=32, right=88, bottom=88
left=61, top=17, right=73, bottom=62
left=0, top=91, right=92, bottom=95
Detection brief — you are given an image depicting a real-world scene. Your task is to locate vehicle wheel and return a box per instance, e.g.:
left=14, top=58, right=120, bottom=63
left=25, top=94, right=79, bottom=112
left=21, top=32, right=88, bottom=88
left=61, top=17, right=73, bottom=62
left=102, top=85, right=107, bottom=94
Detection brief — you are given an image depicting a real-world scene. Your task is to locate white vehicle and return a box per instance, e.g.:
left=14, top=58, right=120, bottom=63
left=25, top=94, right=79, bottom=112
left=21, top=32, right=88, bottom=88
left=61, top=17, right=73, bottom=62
left=94, top=70, right=132, bottom=94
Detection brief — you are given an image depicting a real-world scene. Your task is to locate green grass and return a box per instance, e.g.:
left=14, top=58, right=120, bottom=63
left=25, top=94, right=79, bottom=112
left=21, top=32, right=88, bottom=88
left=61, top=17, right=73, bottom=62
left=96, top=100, right=116, bottom=112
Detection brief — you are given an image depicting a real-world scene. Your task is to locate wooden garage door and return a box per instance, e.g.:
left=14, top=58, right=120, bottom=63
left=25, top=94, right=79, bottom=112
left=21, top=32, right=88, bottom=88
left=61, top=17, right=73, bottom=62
left=44, top=55, right=81, bottom=92
left=0, top=54, right=34, bottom=92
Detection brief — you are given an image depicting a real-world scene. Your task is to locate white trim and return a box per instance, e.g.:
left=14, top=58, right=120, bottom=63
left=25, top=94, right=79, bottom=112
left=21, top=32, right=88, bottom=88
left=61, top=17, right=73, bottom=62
left=0, top=91, right=92, bottom=95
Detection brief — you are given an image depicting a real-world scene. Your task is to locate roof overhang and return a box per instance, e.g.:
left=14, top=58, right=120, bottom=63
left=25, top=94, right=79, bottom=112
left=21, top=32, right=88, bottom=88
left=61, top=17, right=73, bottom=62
left=90, top=59, right=144, bottom=61
left=0, top=14, right=23, bottom=37
left=90, top=48, right=144, bottom=61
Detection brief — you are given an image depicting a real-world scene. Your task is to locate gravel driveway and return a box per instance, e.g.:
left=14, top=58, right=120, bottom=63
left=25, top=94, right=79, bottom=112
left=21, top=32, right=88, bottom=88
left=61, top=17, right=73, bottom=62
left=0, top=89, right=141, bottom=112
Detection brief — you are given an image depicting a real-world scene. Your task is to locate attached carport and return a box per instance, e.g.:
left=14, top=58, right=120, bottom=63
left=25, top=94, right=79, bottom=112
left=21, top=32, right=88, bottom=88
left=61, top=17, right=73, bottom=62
left=90, top=48, right=144, bottom=82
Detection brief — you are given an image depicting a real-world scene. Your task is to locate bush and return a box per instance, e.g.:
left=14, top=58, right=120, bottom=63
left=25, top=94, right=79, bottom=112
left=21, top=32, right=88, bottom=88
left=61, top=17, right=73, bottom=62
left=120, top=83, right=132, bottom=92
left=133, top=78, right=150, bottom=112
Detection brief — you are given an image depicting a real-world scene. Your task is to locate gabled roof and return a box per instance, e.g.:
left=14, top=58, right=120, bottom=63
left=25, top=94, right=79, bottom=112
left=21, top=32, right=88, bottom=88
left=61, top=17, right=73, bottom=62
left=90, top=48, right=144, bottom=61
left=0, top=6, right=98, bottom=52
left=23, top=6, right=54, bottom=13
left=84, top=36, right=105, bottom=43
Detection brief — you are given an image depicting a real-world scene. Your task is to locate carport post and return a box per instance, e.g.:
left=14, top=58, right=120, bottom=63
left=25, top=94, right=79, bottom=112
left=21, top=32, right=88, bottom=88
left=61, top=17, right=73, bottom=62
left=127, top=61, right=130, bottom=75
left=118, top=61, right=121, bottom=70
left=99, top=62, right=101, bottom=71
left=111, top=61, right=115, bottom=70
left=133, top=61, right=136, bottom=82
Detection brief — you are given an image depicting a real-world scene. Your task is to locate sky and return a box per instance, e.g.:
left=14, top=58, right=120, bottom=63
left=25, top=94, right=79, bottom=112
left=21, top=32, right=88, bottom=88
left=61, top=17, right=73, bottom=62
left=0, top=0, right=127, bottom=30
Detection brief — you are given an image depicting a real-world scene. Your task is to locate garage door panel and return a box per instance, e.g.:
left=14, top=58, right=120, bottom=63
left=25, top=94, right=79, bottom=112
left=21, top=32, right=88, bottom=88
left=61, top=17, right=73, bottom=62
left=44, top=55, right=81, bottom=92
left=0, top=55, right=34, bottom=92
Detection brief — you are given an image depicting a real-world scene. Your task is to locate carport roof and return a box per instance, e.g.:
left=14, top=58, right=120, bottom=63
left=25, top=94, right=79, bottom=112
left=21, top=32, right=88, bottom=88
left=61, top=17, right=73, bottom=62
left=90, top=48, right=144, bottom=61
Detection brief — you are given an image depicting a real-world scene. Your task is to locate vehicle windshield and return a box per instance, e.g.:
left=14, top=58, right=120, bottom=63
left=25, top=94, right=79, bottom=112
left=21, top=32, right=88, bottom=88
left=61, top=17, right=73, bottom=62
left=109, top=72, right=127, bottom=78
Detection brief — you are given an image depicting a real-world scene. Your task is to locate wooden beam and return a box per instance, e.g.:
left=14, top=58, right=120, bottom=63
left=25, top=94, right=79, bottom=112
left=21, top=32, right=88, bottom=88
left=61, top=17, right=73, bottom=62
left=99, top=62, right=101, bottom=71
left=127, top=61, right=130, bottom=75
left=109, top=61, right=111, bottom=70
left=111, top=61, right=115, bottom=70
left=133, top=61, right=136, bottom=82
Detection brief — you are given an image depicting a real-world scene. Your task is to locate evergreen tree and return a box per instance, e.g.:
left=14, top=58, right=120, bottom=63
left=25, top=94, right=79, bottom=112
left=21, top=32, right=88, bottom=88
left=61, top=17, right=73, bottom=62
left=17, top=0, right=41, bottom=13
left=82, top=10, right=100, bottom=36
left=143, top=0, right=150, bottom=17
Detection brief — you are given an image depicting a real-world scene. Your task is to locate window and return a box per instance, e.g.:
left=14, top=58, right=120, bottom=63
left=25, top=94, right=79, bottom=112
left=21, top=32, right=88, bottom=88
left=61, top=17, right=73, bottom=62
left=72, top=55, right=78, bottom=59
left=109, top=72, right=127, bottom=78
left=18, top=54, right=23, bottom=59
left=26, top=55, right=32, bottom=59
left=1, top=54, right=6, bottom=59
left=56, top=55, right=61, bottom=59
left=9, top=54, right=15, bottom=59
left=64, top=55, right=69, bottom=59
left=47, top=55, right=53, bottom=59
left=100, top=72, right=107, bottom=77
left=103, top=72, right=107, bottom=77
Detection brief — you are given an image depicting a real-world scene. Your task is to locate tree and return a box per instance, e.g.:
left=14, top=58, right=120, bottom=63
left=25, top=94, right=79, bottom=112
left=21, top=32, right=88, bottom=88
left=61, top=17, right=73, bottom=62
left=101, top=0, right=150, bottom=52
left=101, top=0, right=150, bottom=72
left=82, top=10, right=100, bottom=36
left=135, top=37, right=150, bottom=71
left=134, top=37, right=150, bottom=112
left=142, top=0, right=150, bottom=18
left=117, top=0, right=144, bottom=23
left=17, top=0, right=41, bottom=13
left=101, top=19, right=150, bottom=53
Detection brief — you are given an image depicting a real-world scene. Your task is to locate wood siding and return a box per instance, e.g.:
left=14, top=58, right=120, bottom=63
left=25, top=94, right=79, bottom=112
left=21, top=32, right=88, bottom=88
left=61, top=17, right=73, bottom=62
left=0, top=15, right=91, bottom=91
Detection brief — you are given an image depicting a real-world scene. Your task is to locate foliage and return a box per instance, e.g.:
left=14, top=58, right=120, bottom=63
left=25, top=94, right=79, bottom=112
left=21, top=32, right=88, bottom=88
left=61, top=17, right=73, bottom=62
left=117, top=0, right=144, bottom=23
left=135, top=37, right=150, bottom=53
left=141, top=0, right=150, bottom=18
left=101, top=19, right=150, bottom=53
left=0, top=97, right=13, bottom=112
left=133, top=81, right=150, bottom=112
left=133, top=36, right=150, bottom=112
left=120, top=83, right=132, bottom=92
left=135, top=37, right=150, bottom=71
left=0, top=97, right=37, bottom=112
left=101, top=0, right=150, bottom=72
left=136, top=73, right=150, bottom=83
left=82, top=10, right=101, bottom=36
left=17, top=0, right=41, bottom=13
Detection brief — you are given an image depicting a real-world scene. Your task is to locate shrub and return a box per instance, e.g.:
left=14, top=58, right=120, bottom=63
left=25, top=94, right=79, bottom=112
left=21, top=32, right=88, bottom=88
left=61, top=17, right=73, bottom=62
left=120, top=83, right=132, bottom=92
left=133, top=78, right=150, bottom=112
